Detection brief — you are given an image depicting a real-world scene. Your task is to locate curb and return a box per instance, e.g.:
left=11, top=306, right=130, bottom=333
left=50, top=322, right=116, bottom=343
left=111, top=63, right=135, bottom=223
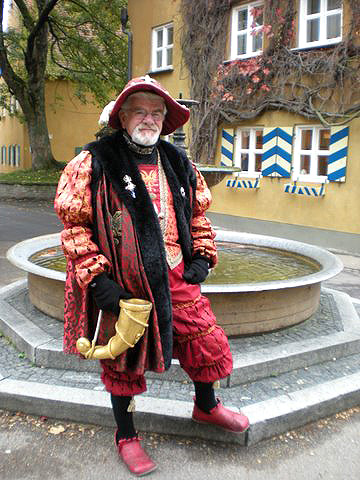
left=1, top=374, right=360, bottom=446
left=0, top=183, right=56, bottom=201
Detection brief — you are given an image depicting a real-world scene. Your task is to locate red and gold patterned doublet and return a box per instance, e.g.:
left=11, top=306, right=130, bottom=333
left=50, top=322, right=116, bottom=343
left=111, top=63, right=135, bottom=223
left=55, top=146, right=232, bottom=396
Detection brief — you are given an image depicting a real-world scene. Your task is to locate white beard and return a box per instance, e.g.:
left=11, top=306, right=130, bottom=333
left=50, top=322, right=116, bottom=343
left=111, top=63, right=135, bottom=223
left=131, top=124, right=160, bottom=146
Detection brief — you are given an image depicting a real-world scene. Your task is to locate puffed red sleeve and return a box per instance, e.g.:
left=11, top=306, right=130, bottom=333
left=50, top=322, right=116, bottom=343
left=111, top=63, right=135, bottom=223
left=54, top=151, right=111, bottom=288
left=191, top=164, right=218, bottom=267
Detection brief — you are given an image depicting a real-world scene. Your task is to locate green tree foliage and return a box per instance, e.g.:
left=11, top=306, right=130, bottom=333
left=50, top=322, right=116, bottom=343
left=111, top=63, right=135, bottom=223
left=0, top=0, right=128, bottom=169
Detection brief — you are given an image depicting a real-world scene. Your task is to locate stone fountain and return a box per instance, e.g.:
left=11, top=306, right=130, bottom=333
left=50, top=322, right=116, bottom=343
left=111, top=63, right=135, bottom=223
left=7, top=230, right=342, bottom=336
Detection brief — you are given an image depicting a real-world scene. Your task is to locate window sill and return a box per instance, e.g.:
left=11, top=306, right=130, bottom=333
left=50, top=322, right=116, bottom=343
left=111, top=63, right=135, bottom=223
left=292, top=40, right=342, bottom=53
left=234, top=171, right=262, bottom=178
left=292, top=175, right=328, bottom=184
left=225, top=51, right=262, bottom=64
left=147, top=67, right=174, bottom=75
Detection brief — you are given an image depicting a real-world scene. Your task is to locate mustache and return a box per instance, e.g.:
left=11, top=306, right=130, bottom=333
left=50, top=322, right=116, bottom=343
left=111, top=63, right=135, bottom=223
left=137, top=123, right=159, bottom=132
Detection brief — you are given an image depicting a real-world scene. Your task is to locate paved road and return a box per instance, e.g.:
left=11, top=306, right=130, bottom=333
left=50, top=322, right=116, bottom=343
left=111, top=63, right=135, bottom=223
left=0, top=200, right=61, bottom=288
left=1, top=407, right=360, bottom=480
left=0, top=199, right=360, bottom=479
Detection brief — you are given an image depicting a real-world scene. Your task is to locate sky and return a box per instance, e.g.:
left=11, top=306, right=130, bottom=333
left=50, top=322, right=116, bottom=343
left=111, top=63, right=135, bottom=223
left=2, top=0, right=11, bottom=32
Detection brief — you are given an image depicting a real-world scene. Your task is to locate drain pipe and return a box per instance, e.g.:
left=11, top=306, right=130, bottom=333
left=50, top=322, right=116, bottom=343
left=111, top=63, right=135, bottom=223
left=121, top=8, right=132, bottom=81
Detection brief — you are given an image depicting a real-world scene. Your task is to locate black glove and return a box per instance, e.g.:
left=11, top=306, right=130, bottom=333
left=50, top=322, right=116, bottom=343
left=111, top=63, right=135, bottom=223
left=183, top=256, right=210, bottom=284
left=90, top=273, right=132, bottom=315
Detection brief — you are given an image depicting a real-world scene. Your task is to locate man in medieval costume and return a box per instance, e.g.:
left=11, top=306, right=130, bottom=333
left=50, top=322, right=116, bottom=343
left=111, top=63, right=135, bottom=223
left=55, top=75, right=249, bottom=477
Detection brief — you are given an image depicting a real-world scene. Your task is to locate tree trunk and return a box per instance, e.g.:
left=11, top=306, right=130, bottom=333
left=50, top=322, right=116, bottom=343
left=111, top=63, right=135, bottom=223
left=24, top=95, right=56, bottom=170
left=27, top=114, right=56, bottom=170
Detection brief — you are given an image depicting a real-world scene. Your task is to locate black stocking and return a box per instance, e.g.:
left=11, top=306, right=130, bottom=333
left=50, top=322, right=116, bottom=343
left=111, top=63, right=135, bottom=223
left=194, top=381, right=218, bottom=413
left=111, top=394, right=137, bottom=441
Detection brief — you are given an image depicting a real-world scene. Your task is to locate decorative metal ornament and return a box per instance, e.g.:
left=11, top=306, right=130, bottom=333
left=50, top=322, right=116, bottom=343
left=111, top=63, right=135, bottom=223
left=123, top=175, right=136, bottom=198
left=180, top=187, right=186, bottom=197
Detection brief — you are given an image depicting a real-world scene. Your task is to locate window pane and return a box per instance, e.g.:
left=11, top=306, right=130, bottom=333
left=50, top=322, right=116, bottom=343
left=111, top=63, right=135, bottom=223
left=252, top=32, right=263, bottom=52
left=327, top=0, right=341, bottom=10
left=237, top=34, right=247, bottom=55
left=318, top=156, right=328, bottom=176
left=241, top=153, right=249, bottom=171
left=301, top=129, right=312, bottom=150
left=307, top=0, right=320, bottom=14
left=241, top=130, right=250, bottom=149
left=327, top=14, right=341, bottom=39
left=255, top=130, right=263, bottom=149
left=167, top=26, right=173, bottom=45
left=157, top=29, right=163, bottom=47
left=238, top=9, right=248, bottom=31
left=156, top=51, right=162, bottom=68
left=319, top=129, right=331, bottom=150
left=166, top=47, right=172, bottom=66
left=307, top=18, right=320, bottom=42
left=255, top=154, right=262, bottom=172
left=300, top=155, right=311, bottom=174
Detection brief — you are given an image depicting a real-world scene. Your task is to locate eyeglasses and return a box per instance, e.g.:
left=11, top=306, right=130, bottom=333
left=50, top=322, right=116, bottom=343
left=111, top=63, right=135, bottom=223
left=128, top=108, right=165, bottom=122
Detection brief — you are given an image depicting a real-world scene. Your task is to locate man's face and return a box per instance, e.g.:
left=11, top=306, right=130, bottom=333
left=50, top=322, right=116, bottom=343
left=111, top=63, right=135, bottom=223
left=119, top=95, right=165, bottom=146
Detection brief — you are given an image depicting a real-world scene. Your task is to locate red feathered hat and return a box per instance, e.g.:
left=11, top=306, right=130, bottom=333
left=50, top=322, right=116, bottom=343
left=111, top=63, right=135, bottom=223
left=108, top=75, right=190, bottom=135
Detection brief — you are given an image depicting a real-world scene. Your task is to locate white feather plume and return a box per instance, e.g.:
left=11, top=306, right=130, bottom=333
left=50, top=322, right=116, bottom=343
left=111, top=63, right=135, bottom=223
left=98, top=100, right=116, bottom=126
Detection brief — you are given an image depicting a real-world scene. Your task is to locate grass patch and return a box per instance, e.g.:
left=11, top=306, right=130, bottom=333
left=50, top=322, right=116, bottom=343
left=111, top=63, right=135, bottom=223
left=0, top=167, right=64, bottom=185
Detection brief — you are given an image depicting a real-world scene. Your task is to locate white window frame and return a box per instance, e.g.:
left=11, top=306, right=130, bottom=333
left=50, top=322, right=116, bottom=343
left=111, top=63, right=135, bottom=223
left=298, top=0, right=342, bottom=48
left=15, top=144, right=20, bottom=166
left=292, top=125, right=330, bottom=183
left=151, top=23, right=174, bottom=72
left=230, top=1, right=264, bottom=60
left=234, top=127, right=263, bottom=177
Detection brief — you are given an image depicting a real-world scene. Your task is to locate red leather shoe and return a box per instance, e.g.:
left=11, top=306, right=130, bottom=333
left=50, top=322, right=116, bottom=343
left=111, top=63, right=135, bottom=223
left=192, top=400, right=250, bottom=433
left=115, top=432, right=157, bottom=476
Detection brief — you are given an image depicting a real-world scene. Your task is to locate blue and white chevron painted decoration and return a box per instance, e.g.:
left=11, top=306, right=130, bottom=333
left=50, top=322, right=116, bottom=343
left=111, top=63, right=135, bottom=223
left=221, top=128, right=234, bottom=167
left=284, top=183, right=325, bottom=197
left=262, top=127, right=293, bottom=177
left=226, top=177, right=260, bottom=189
left=327, top=126, right=349, bottom=182
left=262, top=127, right=278, bottom=176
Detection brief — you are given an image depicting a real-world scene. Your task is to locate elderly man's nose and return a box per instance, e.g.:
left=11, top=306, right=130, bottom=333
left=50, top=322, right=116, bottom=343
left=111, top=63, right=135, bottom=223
left=143, top=114, right=156, bottom=124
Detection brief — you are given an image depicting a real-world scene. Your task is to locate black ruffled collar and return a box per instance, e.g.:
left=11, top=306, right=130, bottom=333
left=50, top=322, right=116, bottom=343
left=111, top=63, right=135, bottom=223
left=122, top=130, right=159, bottom=156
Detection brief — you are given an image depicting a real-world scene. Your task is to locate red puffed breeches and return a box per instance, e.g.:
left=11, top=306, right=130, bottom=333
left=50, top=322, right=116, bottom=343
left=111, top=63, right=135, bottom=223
left=100, top=263, right=233, bottom=396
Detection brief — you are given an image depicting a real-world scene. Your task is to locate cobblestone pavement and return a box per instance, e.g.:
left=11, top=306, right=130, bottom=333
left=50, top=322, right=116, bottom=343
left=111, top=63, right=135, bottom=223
left=1, top=285, right=360, bottom=411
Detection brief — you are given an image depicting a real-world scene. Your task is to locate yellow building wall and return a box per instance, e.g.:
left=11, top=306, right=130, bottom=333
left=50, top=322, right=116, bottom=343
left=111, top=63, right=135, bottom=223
left=0, top=113, right=28, bottom=172
left=45, top=80, right=100, bottom=163
left=0, top=79, right=101, bottom=171
left=210, top=111, right=360, bottom=235
left=128, top=0, right=189, bottom=99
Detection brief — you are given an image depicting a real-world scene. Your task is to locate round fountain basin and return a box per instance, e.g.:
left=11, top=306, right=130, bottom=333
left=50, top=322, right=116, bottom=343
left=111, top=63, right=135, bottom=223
left=7, top=231, right=343, bottom=335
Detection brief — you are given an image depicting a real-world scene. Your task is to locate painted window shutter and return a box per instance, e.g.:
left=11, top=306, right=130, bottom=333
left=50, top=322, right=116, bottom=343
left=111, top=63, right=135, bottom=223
left=262, top=127, right=277, bottom=176
left=221, top=128, right=234, bottom=166
left=327, top=126, right=349, bottom=182
left=8, top=145, right=12, bottom=166
left=262, top=127, right=293, bottom=177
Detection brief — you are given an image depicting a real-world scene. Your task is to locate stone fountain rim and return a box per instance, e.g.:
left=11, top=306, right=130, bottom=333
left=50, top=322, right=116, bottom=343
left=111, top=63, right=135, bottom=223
left=6, top=231, right=343, bottom=293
